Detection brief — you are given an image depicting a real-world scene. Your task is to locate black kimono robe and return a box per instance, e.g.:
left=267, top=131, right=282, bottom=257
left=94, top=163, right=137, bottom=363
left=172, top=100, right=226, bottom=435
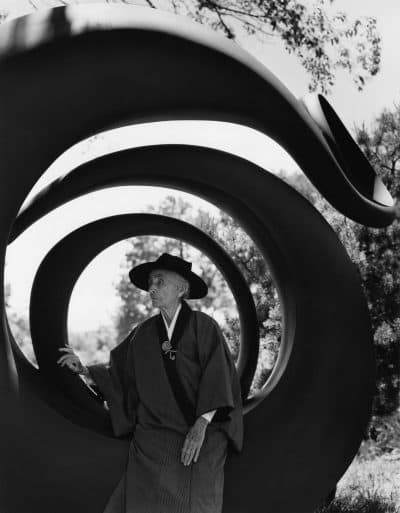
left=88, top=300, right=243, bottom=513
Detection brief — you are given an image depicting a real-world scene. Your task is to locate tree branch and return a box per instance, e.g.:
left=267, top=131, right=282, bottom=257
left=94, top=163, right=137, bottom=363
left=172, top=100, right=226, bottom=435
left=221, top=12, right=275, bottom=38
left=379, top=163, right=397, bottom=173
left=209, top=5, right=235, bottom=39
left=200, top=0, right=264, bottom=20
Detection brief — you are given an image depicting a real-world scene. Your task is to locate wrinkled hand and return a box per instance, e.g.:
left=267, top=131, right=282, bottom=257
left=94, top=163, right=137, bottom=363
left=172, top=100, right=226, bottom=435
left=181, top=417, right=208, bottom=466
left=57, top=346, right=86, bottom=375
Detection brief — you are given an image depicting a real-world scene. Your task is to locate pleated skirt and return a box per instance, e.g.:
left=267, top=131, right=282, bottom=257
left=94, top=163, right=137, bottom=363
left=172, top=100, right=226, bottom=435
left=104, top=423, right=228, bottom=513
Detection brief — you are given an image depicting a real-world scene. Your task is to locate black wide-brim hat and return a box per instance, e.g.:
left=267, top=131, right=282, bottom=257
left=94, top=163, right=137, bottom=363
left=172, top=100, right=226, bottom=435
left=129, top=253, right=208, bottom=299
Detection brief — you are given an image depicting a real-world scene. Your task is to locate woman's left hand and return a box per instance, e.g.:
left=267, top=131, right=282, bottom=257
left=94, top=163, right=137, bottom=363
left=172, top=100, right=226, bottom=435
left=181, top=417, right=208, bottom=466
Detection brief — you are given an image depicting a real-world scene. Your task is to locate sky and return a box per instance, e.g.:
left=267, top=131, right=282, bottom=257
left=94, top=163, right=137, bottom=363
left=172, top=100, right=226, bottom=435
left=3, top=0, right=400, bottom=333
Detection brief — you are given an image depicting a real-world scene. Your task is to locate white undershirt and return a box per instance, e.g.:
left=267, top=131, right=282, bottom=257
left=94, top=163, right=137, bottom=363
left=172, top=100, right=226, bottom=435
left=161, top=302, right=182, bottom=341
left=161, top=303, right=216, bottom=424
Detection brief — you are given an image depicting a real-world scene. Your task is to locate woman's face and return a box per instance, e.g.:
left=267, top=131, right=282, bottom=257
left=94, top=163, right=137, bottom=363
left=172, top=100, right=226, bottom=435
left=148, top=269, right=182, bottom=311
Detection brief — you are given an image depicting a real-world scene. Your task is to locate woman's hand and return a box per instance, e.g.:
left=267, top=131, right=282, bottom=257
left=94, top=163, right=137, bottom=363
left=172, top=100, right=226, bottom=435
left=181, top=416, right=208, bottom=466
left=57, top=346, right=87, bottom=375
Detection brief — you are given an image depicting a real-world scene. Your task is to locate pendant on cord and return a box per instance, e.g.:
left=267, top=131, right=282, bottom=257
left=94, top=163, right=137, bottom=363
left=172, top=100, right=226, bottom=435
left=162, top=340, right=176, bottom=360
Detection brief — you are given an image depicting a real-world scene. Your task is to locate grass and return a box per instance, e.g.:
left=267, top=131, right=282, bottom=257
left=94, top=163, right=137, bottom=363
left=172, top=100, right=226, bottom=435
left=315, top=453, right=400, bottom=513
left=316, top=495, right=398, bottom=513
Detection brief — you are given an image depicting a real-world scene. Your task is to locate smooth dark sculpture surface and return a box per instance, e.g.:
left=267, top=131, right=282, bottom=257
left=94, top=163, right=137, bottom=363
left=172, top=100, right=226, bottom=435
left=0, top=5, right=394, bottom=513
left=29, top=212, right=259, bottom=433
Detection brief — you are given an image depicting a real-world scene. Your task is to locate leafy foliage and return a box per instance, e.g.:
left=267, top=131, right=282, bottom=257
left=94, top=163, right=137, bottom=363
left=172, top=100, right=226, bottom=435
left=279, top=101, right=400, bottom=419
left=3, top=0, right=382, bottom=94
left=114, top=196, right=236, bottom=341
left=353, top=106, right=400, bottom=417
left=202, top=210, right=281, bottom=390
left=8, top=310, right=36, bottom=366
left=69, top=325, right=116, bottom=365
left=4, top=282, right=36, bottom=366
left=130, top=0, right=381, bottom=93
left=356, top=106, right=400, bottom=199
left=113, top=195, right=281, bottom=392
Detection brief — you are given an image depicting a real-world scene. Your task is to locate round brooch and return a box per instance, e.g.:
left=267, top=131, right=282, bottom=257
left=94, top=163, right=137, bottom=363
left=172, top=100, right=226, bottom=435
left=161, top=340, right=172, bottom=352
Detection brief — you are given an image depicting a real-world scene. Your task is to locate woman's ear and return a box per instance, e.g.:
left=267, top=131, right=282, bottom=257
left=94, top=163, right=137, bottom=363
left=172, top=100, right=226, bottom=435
left=176, top=284, right=184, bottom=298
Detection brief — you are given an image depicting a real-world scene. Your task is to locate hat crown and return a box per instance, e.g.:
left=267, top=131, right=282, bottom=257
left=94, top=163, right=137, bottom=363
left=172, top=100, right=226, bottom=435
left=156, top=253, right=192, bottom=273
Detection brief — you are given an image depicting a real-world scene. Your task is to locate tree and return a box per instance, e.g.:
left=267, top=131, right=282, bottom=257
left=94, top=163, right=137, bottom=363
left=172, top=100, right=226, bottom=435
left=69, top=325, right=116, bottom=365
left=1, top=0, right=381, bottom=94
left=202, top=211, right=281, bottom=390
left=356, top=104, right=400, bottom=199
left=280, top=105, right=400, bottom=421
left=4, top=283, right=36, bottom=366
left=114, top=194, right=283, bottom=393
left=149, top=0, right=381, bottom=94
left=354, top=107, right=400, bottom=417
left=114, top=196, right=236, bottom=349
left=5, top=280, right=121, bottom=369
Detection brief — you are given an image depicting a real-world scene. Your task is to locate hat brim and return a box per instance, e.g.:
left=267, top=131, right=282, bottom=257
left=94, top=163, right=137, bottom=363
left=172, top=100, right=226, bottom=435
left=129, top=262, right=208, bottom=299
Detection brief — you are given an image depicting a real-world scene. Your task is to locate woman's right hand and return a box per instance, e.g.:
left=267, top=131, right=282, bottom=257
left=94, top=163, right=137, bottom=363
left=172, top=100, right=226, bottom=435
left=57, top=346, right=87, bottom=375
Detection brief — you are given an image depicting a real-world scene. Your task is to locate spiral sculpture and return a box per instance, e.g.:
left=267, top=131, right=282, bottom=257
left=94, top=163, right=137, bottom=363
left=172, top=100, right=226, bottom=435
left=0, top=5, right=395, bottom=513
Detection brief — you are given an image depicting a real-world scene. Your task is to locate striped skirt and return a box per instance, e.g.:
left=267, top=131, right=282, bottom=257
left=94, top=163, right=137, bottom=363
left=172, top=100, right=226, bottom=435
left=104, top=423, right=228, bottom=513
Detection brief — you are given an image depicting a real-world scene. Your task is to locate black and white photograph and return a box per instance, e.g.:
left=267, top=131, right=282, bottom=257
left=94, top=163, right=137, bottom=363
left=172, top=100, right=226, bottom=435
left=0, top=1, right=399, bottom=512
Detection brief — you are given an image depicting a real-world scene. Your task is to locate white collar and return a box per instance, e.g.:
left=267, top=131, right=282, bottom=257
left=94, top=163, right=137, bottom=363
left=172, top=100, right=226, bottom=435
left=161, top=302, right=182, bottom=340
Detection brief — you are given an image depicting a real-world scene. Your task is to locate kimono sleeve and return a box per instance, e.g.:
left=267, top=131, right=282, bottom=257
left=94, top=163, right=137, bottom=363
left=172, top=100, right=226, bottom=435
left=195, top=313, right=244, bottom=453
left=87, top=328, right=138, bottom=438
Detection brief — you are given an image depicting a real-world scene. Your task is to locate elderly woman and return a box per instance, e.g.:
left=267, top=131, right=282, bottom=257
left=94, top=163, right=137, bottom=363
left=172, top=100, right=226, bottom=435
left=58, top=253, right=243, bottom=513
